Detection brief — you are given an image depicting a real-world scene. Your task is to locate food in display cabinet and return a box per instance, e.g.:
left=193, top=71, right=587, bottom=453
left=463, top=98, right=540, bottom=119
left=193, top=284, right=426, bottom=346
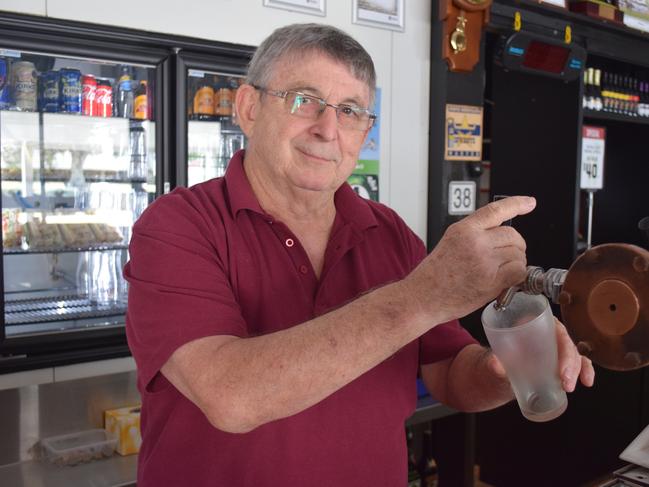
left=24, top=221, right=65, bottom=248
left=89, top=223, right=123, bottom=243
left=21, top=220, right=123, bottom=249
left=58, top=222, right=97, bottom=247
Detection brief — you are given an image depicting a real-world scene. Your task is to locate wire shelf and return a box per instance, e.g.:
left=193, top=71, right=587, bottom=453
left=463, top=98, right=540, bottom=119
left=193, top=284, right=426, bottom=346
left=5, top=295, right=126, bottom=326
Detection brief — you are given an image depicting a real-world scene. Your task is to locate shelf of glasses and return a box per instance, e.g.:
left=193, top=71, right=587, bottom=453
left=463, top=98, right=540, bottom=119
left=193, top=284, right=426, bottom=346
left=4, top=243, right=128, bottom=255
left=4, top=294, right=127, bottom=326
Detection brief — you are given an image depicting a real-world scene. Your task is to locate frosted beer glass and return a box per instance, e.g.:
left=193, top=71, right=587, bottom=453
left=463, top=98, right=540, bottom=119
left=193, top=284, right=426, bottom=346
left=482, top=293, right=567, bottom=422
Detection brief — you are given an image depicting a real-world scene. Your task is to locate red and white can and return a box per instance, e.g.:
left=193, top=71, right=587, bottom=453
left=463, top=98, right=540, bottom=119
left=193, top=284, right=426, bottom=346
left=96, top=78, right=113, bottom=117
left=81, top=74, right=97, bottom=116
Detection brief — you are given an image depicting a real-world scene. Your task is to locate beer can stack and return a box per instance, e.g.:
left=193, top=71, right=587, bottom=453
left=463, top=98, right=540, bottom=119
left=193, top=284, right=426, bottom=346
left=0, top=57, right=150, bottom=120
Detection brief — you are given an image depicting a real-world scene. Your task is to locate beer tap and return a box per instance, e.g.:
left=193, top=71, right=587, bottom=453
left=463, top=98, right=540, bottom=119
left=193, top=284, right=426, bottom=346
left=491, top=242, right=649, bottom=371
left=494, top=266, right=567, bottom=310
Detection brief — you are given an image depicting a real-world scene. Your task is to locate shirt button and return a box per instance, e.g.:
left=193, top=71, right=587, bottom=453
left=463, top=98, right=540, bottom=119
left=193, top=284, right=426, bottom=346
left=285, top=238, right=294, bottom=247
left=299, top=265, right=308, bottom=274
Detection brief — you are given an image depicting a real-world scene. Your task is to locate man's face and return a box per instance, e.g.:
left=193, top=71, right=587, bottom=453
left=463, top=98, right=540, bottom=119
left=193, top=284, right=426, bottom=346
left=244, top=52, right=372, bottom=195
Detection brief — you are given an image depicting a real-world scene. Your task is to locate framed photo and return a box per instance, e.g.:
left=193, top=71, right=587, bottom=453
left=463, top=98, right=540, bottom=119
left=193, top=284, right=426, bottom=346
left=539, top=0, right=567, bottom=8
left=263, top=0, right=326, bottom=17
left=352, top=0, right=405, bottom=32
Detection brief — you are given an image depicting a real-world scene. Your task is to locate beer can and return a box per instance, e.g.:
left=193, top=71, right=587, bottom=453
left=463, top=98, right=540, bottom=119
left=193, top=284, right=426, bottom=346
left=12, top=61, right=37, bottom=111
left=59, top=68, right=82, bottom=114
left=82, top=74, right=97, bottom=116
left=96, top=79, right=113, bottom=117
left=41, top=70, right=60, bottom=113
left=0, top=57, right=12, bottom=109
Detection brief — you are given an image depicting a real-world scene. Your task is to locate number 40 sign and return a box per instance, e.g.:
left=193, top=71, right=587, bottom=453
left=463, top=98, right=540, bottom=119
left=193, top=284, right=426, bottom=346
left=580, top=126, right=606, bottom=191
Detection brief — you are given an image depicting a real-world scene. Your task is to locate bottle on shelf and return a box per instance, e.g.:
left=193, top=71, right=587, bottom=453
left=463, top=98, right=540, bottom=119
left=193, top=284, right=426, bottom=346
left=133, top=80, right=148, bottom=120
left=640, top=80, right=649, bottom=117
left=592, top=69, right=603, bottom=111
left=128, top=121, right=147, bottom=180
left=115, top=66, right=134, bottom=118
left=89, top=250, right=118, bottom=306
left=582, top=68, right=589, bottom=110
left=75, top=251, right=91, bottom=298
left=214, top=76, right=233, bottom=119
left=193, top=79, right=215, bottom=120
left=584, top=67, right=594, bottom=110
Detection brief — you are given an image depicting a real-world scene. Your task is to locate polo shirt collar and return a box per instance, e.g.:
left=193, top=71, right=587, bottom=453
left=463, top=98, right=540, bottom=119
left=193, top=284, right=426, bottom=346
left=224, top=150, right=265, bottom=216
left=224, top=149, right=378, bottom=232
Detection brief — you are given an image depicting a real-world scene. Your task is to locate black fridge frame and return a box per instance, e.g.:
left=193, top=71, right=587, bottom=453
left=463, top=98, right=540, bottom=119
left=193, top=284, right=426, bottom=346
left=174, top=50, right=252, bottom=189
left=0, top=12, right=254, bottom=373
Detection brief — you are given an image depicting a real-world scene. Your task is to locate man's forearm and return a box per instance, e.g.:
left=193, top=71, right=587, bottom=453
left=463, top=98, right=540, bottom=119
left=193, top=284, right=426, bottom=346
left=423, top=344, right=514, bottom=413
left=171, top=279, right=441, bottom=433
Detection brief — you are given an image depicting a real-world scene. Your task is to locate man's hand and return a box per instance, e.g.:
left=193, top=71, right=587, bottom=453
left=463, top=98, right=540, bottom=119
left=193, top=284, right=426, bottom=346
left=486, top=317, right=596, bottom=391
left=403, top=196, right=537, bottom=325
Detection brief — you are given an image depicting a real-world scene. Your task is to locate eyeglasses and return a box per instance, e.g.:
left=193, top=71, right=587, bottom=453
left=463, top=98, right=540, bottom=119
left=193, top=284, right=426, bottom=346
left=252, top=85, right=376, bottom=131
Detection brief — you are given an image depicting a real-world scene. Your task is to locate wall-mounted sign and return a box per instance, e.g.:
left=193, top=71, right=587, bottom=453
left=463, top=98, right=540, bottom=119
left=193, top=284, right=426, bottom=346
left=444, top=104, right=483, bottom=161
left=448, top=180, right=476, bottom=215
left=580, top=125, right=606, bottom=190
left=352, top=0, right=405, bottom=32
left=349, top=87, right=381, bottom=201
left=263, top=0, right=326, bottom=16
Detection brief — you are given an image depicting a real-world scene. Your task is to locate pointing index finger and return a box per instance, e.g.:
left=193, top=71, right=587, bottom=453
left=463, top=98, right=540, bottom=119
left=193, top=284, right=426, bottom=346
left=465, top=196, right=536, bottom=230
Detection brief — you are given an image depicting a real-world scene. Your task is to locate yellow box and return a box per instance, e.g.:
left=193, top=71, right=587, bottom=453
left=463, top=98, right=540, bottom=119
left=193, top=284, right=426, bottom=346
left=104, top=406, right=141, bottom=456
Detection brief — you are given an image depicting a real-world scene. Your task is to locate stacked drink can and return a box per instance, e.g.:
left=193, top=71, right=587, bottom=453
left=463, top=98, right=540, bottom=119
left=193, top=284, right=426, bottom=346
left=59, top=68, right=82, bottom=113
left=0, top=57, right=149, bottom=119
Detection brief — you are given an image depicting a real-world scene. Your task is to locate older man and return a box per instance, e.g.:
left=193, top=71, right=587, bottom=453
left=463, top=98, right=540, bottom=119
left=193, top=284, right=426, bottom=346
left=125, top=23, right=593, bottom=486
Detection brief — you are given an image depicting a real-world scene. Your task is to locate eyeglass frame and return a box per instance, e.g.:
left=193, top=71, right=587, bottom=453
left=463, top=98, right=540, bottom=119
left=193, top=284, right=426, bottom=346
left=251, top=84, right=377, bottom=131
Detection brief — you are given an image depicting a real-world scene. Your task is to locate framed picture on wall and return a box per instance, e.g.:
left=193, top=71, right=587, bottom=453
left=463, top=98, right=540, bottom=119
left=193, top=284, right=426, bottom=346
left=263, top=0, right=326, bottom=16
left=352, top=0, right=405, bottom=32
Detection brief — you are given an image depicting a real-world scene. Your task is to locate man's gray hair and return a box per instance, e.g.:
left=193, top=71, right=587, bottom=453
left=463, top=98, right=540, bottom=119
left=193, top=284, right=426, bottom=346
left=246, top=23, right=376, bottom=106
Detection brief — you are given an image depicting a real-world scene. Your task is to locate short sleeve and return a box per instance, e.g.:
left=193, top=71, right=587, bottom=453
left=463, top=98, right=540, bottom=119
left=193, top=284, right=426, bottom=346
left=419, top=320, right=478, bottom=365
left=124, top=189, right=247, bottom=392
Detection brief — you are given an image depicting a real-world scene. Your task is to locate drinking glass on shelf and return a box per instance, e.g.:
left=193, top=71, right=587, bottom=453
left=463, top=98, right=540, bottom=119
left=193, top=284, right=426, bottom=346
left=75, top=251, right=91, bottom=298
left=89, top=250, right=118, bottom=306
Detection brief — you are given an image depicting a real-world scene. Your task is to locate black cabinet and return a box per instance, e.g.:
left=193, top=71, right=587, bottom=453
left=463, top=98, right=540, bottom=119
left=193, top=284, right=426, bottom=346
left=428, top=1, right=649, bottom=485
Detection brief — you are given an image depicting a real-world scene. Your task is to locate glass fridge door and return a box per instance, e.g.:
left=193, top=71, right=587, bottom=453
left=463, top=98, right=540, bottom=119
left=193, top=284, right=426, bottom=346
left=1, top=49, right=157, bottom=340
left=186, top=69, right=246, bottom=187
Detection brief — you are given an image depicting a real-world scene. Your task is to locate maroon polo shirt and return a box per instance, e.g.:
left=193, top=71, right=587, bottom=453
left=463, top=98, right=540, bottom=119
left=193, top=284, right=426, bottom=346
left=125, top=150, right=476, bottom=487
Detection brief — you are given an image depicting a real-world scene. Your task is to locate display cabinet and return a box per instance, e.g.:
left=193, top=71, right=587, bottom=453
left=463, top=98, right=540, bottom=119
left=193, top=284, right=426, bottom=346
left=0, top=12, right=254, bottom=372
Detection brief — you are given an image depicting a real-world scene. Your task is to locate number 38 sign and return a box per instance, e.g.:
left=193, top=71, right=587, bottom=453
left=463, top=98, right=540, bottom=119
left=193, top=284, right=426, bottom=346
left=448, top=181, right=476, bottom=215
left=580, top=126, right=605, bottom=190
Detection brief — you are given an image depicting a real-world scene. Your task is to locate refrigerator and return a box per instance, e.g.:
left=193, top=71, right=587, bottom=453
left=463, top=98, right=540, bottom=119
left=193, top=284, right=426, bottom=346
left=0, top=12, right=254, bottom=372
left=175, top=51, right=249, bottom=188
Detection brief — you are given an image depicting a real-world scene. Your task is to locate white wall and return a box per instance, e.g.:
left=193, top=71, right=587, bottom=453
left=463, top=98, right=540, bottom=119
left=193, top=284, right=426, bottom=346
left=0, top=0, right=431, bottom=242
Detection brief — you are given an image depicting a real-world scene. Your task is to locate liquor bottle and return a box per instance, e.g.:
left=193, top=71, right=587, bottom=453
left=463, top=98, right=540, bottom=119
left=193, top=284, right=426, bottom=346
left=640, top=80, right=648, bottom=117
left=585, top=67, right=594, bottom=110
left=593, top=69, right=603, bottom=111
left=630, top=76, right=640, bottom=117
left=418, top=429, right=439, bottom=487
left=583, top=68, right=591, bottom=110
left=611, top=72, right=621, bottom=114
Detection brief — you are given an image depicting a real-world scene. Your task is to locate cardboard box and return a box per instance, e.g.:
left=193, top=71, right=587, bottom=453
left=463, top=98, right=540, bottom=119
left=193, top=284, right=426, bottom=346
left=104, top=406, right=141, bottom=456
